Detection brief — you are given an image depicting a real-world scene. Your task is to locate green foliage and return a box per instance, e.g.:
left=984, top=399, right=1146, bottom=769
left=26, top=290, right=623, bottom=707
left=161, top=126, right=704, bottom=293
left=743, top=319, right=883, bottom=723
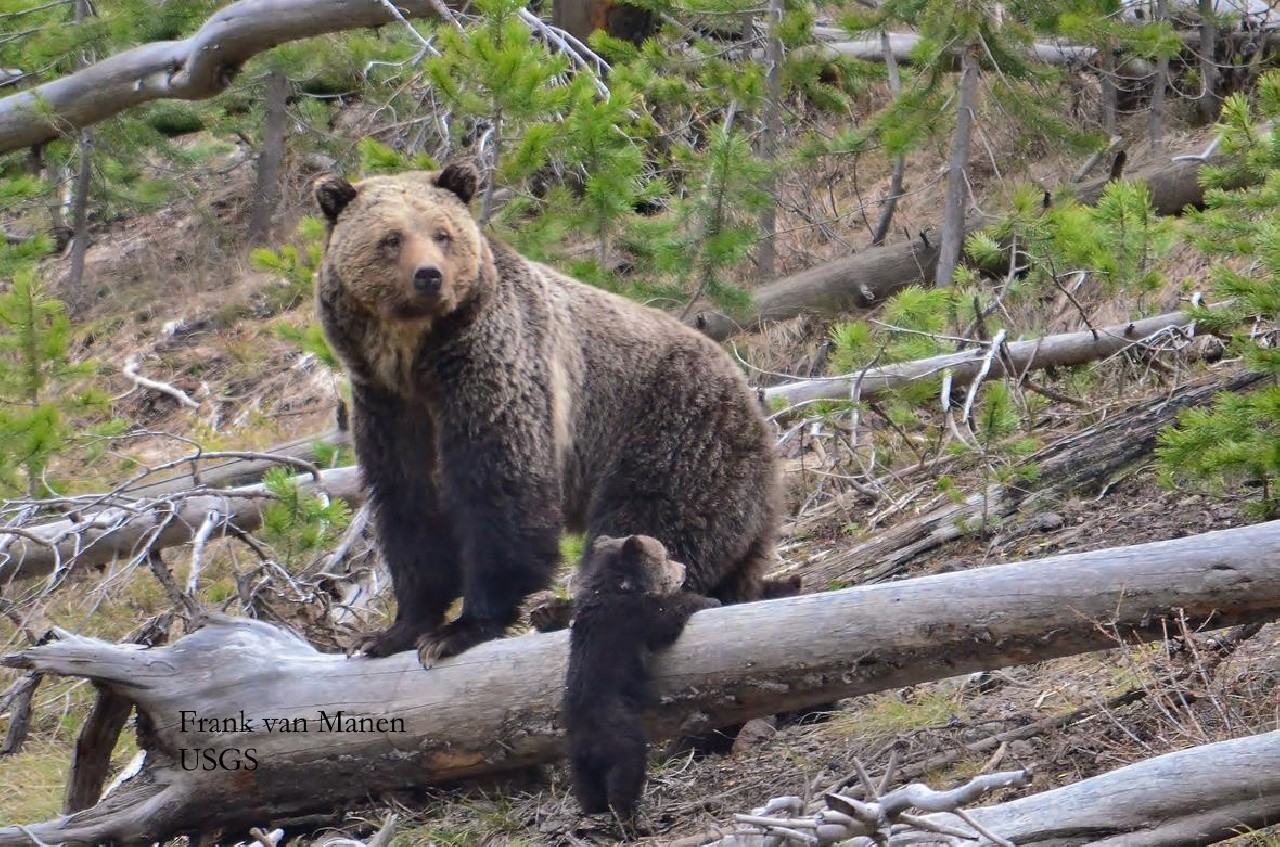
left=358, top=138, right=439, bottom=175
left=1157, top=73, right=1280, bottom=518
left=259, top=467, right=352, bottom=566
left=0, top=257, right=115, bottom=495
left=251, top=215, right=328, bottom=316
left=976, top=178, right=1174, bottom=315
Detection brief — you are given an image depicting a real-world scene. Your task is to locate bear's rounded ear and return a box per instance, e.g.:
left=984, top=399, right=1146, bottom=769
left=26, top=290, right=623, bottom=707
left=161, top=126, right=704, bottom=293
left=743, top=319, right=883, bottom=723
left=435, top=162, right=479, bottom=203
left=313, top=174, right=358, bottom=225
left=621, top=535, right=648, bottom=559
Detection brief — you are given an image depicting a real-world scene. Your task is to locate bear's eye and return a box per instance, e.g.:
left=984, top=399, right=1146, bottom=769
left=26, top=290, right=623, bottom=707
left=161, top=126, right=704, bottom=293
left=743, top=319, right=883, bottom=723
left=433, top=230, right=452, bottom=246
left=380, top=233, right=402, bottom=251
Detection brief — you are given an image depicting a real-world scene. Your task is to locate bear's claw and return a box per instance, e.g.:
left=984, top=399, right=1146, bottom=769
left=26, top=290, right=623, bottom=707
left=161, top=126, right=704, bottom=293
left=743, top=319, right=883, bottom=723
left=351, top=619, right=431, bottom=659
left=415, top=618, right=506, bottom=668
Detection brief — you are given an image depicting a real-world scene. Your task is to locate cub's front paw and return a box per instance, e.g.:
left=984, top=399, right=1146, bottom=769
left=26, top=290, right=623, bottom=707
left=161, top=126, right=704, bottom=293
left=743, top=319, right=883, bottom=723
left=415, top=618, right=507, bottom=668
left=686, top=593, right=722, bottom=612
left=528, top=593, right=574, bottom=633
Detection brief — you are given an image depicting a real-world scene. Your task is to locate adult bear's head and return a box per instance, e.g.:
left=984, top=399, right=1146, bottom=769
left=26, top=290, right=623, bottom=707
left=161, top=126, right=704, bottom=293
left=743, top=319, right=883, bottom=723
left=311, top=162, right=492, bottom=324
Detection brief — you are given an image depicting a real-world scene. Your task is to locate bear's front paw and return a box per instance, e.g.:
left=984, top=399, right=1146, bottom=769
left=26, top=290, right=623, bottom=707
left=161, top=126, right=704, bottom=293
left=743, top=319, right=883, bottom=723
left=416, top=618, right=507, bottom=668
left=351, top=619, right=431, bottom=659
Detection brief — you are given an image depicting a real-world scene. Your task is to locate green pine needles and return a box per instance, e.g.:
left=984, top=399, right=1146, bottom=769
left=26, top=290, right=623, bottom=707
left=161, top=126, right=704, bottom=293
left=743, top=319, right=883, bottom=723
left=0, top=259, right=116, bottom=496
left=1156, top=73, right=1280, bottom=518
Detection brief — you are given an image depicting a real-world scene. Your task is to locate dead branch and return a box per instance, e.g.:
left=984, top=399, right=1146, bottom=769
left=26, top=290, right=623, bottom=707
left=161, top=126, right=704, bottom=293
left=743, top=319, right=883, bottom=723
left=0, top=466, right=364, bottom=586
left=715, top=769, right=1030, bottom=845
left=700, top=725, right=1280, bottom=845
left=762, top=307, right=1204, bottom=408
left=121, top=355, right=199, bottom=410
left=805, top=366, right=1265, bottom=587
left=6, top=519, right=1280, bottom=843
left=0, top=0, right=464, bottom=155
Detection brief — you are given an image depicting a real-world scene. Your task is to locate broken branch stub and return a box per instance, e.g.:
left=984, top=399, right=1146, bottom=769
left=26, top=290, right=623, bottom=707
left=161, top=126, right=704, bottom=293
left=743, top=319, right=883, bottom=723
left=6, top=519, right=1280, bottom=844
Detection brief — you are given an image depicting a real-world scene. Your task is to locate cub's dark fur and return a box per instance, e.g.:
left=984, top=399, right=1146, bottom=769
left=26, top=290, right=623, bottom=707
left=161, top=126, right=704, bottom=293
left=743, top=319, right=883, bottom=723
left=312, top=164, right=780, bottom=667
left=564, top=534, right=718, bottom=819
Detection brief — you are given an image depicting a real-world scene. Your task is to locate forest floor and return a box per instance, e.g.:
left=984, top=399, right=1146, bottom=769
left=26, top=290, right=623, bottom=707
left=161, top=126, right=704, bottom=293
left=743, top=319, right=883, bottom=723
left=2, top=96, right=1277, bottom=846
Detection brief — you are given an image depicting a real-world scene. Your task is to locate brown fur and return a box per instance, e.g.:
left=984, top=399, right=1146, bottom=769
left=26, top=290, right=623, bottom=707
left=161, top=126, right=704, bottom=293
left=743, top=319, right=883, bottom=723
left=312, top=163, right=781, bottom=667
left=564, top=534, right=718, bottom=820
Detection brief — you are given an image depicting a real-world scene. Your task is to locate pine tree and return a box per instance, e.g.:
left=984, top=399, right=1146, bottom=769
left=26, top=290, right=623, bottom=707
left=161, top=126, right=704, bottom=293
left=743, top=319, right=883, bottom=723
left=1156, top=73, right=1280, bottom=518
left=0, top=253, right=114, bottom=496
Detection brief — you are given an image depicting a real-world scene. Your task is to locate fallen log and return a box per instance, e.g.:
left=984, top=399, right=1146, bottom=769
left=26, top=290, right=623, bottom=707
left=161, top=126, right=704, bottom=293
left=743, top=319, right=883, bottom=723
left=5, top=518, right=1280, bottom=844
left=802, top=31, right=1099, bottom=68
left=807, top=366, right=1265, bottom=588
left=689, top=146, right=1228, bottom=343
left=937, top=728, right=1280, bottom=846
left=120, top=427, right=346, bottom=499
left=689, top=218, right=991, bottom=342
left=762, top=305, right=1205, bottom=407
left=711, top=727, right=1280, bottom=845
left=0, top=466, right=364, bottom=586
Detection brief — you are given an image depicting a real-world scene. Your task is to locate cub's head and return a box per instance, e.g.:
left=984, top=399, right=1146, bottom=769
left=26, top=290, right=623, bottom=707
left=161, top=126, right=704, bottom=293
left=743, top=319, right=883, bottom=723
left=311, top=162, right=490, bottom=324
left=580, top=534, right=687, bottom=599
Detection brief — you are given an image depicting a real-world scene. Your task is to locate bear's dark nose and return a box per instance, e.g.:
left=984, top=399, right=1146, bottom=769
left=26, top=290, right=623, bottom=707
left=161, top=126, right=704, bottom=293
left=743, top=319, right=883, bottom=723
left=413, top=265, right=443, bottom=295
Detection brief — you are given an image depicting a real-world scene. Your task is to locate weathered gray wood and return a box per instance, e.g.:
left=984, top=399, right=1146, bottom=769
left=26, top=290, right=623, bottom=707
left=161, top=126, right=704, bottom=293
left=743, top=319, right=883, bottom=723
left=710, top=728, right=1280, bottom=845
left=929, top=728, right=1280, bottom=845
left=120, top=427, right=345, bottom=499
left=0, top=465, right=364, bottom=584
left=0, top=0, right=465, bottom=155
left=762, top=306, right=1202, bottom=407
left=6, top=519, right=1280, bottom=844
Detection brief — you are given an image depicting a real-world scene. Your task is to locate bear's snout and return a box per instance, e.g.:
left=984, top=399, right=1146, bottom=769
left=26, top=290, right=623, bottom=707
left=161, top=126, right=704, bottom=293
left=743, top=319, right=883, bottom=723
left=413, top=265, right=444, bottom=296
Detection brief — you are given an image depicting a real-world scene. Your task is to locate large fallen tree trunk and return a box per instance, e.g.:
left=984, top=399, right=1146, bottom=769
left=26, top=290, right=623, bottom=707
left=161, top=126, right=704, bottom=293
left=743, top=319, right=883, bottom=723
left=713, top=726, right=1280, bottom=845
left=5, top=518, right=1280, bottom=844
left=802, top=31, right=1099, bottom=67
left=762, top=305, right=1206, bottom=407
left=806, top=366, right=1265, bottom=588
left=689, top=150, right=1227, bottom=342
left=936, top=728, right=1280, bottom=846
left=0, top=466, right=364, bottom=585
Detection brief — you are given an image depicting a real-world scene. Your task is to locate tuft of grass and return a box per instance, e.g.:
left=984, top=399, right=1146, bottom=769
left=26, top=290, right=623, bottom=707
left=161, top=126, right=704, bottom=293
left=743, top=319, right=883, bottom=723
left=391, top=797, right=534, bottom=847
left=822, top=688, right=963, bottom=744
left=0, top=738, right=72, bottom=823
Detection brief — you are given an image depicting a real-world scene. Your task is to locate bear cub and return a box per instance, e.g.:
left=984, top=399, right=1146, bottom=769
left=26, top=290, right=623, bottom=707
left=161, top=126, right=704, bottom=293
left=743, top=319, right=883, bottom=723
left=564, top=534, right=719, bottom=821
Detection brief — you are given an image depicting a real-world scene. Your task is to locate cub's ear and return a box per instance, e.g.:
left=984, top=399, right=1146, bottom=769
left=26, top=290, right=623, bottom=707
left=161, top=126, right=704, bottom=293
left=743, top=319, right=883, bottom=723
left=621, top=535, right=645, bottom=558
left=434, top=162, right=479, bottom=203
left=313, top=174, right=358, bottom=225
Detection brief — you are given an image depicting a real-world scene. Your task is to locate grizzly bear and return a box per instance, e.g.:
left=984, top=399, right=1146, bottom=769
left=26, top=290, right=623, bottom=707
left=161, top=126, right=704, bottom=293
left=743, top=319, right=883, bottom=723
left=312, top=162, right=779, bottom=667
left=564, top=534, right=719, bottom=820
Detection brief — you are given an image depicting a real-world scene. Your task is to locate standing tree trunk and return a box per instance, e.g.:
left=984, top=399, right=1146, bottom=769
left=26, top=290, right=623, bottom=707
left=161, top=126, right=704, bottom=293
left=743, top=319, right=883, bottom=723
left=249, top=69, right=288, bottom=243
left=1149, top=0, right=1170, bottom=151
left=1198, top=0, right=1220, bottom=123
left=65, top=0, right=95, bottom=316
left=754, top=0, right=783, bottom=281
left=934, top=42, right=980, bottom=289
left=1100, top=47, right=1118, bottom=135
left=871, top=28, right=906, bottom=247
